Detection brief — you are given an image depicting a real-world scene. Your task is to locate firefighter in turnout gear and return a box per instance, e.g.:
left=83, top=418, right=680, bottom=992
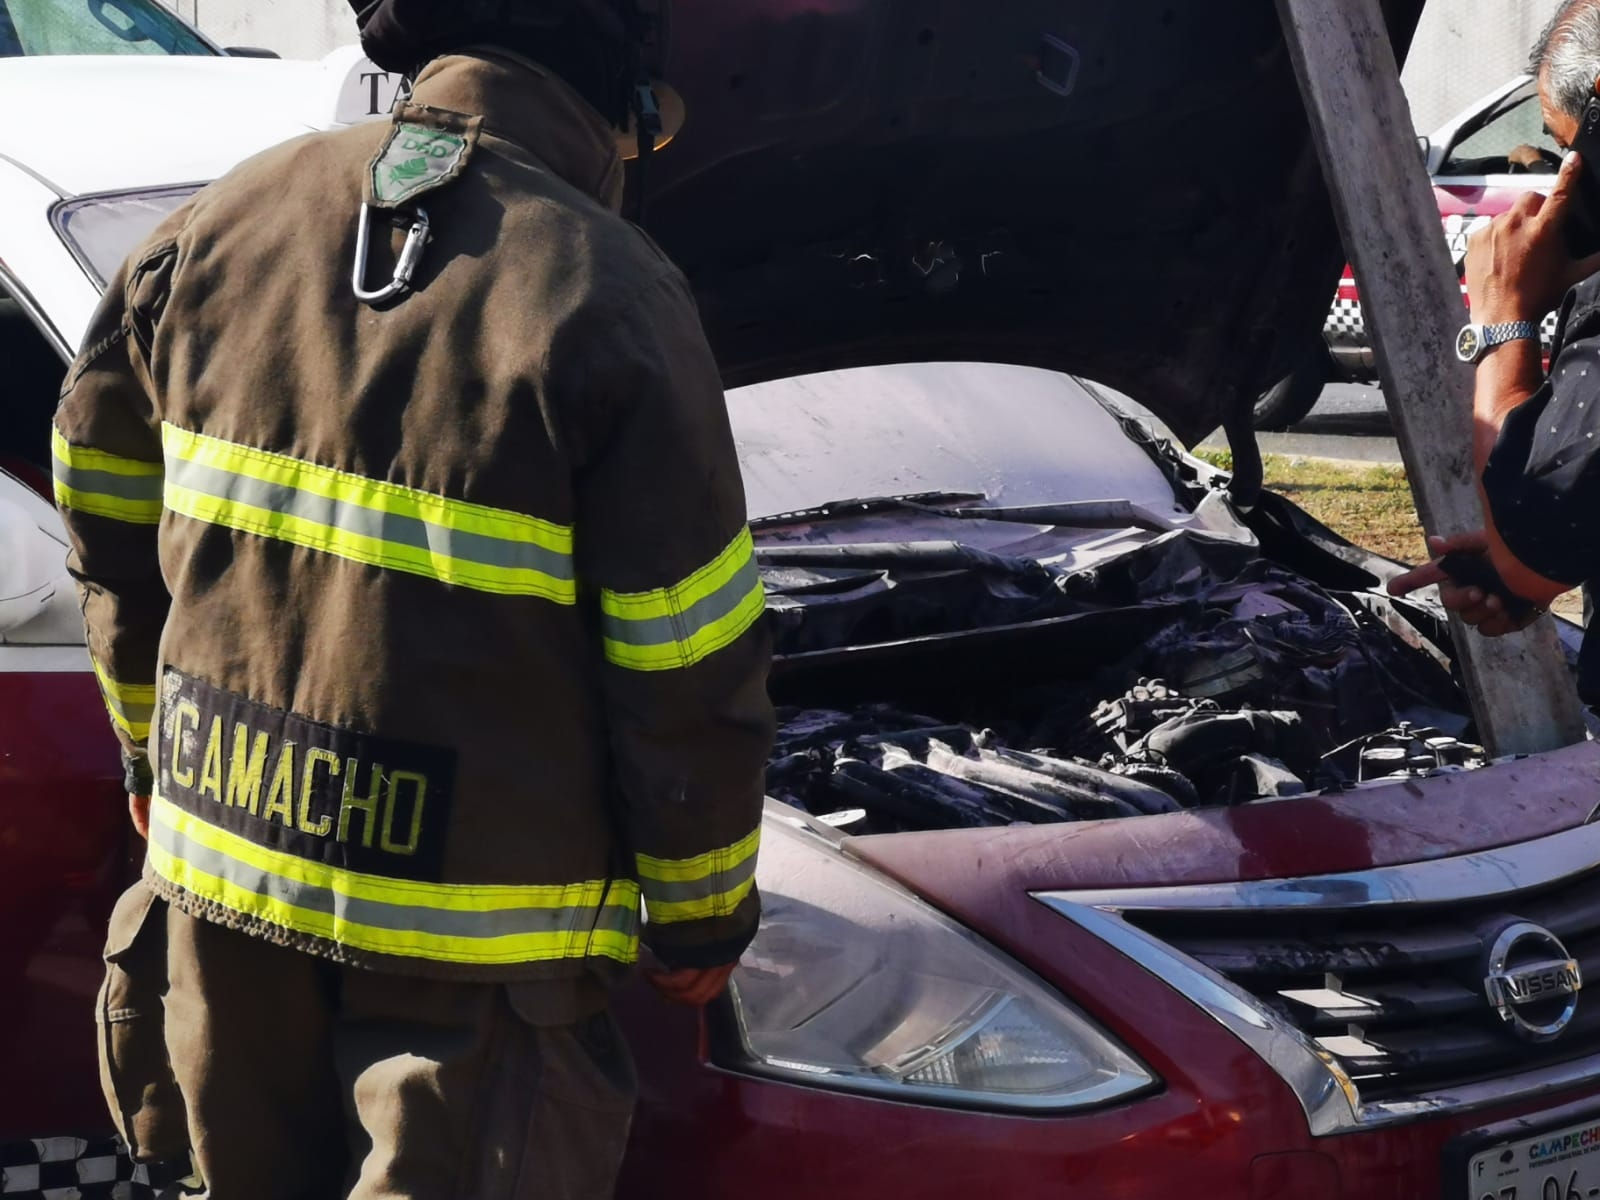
left=52, top=0, right=773, bottom=1193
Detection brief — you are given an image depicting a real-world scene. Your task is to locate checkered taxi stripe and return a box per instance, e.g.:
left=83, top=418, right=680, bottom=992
left=1, top=1137, right=190, bottom=1200
left=1325, top=296, right=1560, bottom=350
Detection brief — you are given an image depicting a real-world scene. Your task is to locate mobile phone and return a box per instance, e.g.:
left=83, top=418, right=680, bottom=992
left=1436, top=552, right=1539, bottom=622
left=1565, top=95, right=1600, bottom=258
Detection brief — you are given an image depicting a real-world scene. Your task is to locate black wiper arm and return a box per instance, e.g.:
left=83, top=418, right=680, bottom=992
left=753, top=492, right=1179, bottom=536
left=923, top=500, right=1178, bottom=534
left=750, top=491, right=986, bottom=531
left=755, top=540, right=1045, bottom=578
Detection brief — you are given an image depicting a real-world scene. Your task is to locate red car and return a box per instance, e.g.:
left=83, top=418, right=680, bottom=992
left=10, top=3, right=1600, bottom=1200
left=1260, top=74, right=1564, bottom=429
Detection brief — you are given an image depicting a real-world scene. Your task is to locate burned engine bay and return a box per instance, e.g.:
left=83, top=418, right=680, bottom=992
left=756, top=488, right=1497, bottom=836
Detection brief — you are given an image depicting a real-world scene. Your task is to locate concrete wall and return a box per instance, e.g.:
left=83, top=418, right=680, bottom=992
left=167, top=0, right=1560, bottom=136
left=1400, top=0, right=1562, bottom=133
left=165, top=0, right=355, bottom=59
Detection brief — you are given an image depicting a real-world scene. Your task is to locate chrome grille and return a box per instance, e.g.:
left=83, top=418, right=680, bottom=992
left=1037, top=824, right=1600, bottom=1122
left=1117, top=865, right=1600, bottom=1101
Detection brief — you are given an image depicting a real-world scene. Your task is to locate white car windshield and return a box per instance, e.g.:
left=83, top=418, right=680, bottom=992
left=0, top=0, right=213, bottom=56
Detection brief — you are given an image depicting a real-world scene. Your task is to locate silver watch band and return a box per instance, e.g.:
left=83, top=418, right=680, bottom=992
left=1482, top=320, right=1539, bottom=348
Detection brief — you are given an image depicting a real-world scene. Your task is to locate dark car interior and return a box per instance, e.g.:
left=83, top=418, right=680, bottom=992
left=0, top=292, right=66, bottom=476
left=1439, top=85, right=1562, bottom=177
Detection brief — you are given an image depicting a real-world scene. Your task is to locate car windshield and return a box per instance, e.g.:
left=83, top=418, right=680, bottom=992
left=1441, top=86, right=1559, bottom=175
left=0, top=0, right=213, bottom=56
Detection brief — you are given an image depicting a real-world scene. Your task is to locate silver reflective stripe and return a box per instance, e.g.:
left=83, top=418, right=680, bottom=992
left=641, top=856, right=759, bottom=904
left=150, top=818, right=640, bottom=942
left=602, top=553, right=762, bottom=647
left=52, top=463, right=164, bottom=504
left=112, top=696, right=157, bottom=727
left=164, top=456, right=576, bottom=584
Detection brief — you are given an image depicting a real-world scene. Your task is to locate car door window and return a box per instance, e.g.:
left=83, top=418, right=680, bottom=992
left=0, top=296, right=66, bottom=474
left=1440, top=90, right=1559, bottom=175
left=1, top=0, right=211, bottom=56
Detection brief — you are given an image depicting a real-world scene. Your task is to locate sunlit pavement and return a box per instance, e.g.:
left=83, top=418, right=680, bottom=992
left=1199, top=383, right=1402, bottom=465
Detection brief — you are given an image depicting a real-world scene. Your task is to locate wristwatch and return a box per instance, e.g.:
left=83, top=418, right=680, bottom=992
left=1456, top=320, right=1539, bottom=364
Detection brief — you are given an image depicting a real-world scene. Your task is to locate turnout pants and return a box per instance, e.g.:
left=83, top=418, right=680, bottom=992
left=99, top=889, right=637, bottom=1200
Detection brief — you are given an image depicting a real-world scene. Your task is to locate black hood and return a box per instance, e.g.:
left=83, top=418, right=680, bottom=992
left=641, top=0, right=1425, bottom=446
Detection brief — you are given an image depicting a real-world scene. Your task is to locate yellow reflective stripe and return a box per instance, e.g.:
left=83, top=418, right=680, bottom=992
left=52, top=479, right=164, bottom=525
left=600, top=528, right=766, bottom=672
left=643, top=875, right=758, bottom=925
left=161, top=424, right=577, bottom=601
left=602, top=528, right=756, bottom=620
left=636, top=827, right=761, bottom=884
left=52, top=427, right=163, bottom=478
left=90, top=657, right=154, bottom=743
left=163, top=425, right=570, bottom=551
left=90, top=656, right=157, bottom=706
left=148, top=795, right=641, bottom=966
left=52, top=428, right=164, bottom=525
left=603, top=581, right=765, bottom=671
left=636, top=827, right=760, bottom=925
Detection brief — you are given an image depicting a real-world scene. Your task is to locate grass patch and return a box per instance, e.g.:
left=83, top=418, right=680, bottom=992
left=1195, top=449, right=1428, bottom=566
left=1194, top=448, right=1583, bottom=619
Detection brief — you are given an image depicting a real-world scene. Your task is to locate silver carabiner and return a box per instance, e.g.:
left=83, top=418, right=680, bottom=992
left=352, top=203, right=431, bottom=306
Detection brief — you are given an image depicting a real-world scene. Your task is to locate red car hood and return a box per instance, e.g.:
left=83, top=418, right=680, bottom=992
left=849, top=738, right=1600, bottom=898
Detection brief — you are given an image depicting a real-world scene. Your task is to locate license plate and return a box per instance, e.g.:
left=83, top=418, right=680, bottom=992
left=1470, top=1116, right=1600, bottom=1200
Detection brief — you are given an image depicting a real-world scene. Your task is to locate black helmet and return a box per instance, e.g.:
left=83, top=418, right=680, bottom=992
left=348, top=0, right=674, bottom=220
left=347, top=0, right=626, bottom=68
left=346, top=0, right=668, bottom=127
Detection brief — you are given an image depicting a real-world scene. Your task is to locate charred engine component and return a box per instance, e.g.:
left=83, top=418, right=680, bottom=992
left=1092, top=679, right=1192, bottom=753
left=769, top=700, right=1282, bottom=835
left=767, top=688, right=1490, bottom=834
left=1092, top=682, right=1314, bottom=805
left=1322, top=723, right=1488, bottom=783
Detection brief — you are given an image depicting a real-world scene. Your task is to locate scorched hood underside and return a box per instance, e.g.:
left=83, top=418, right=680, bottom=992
left=646, top=0, right=1425, bottom=445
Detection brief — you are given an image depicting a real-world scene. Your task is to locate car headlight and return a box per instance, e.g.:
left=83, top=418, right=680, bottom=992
left=711, top=810, right=1157, bottom=1112
left=52, top=187, right=203, bottom=287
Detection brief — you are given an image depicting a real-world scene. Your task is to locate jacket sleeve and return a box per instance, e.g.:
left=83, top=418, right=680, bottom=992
left=1482, top=289, right=1600, bottom=588
left=52, top=240, right=179, bottom=793
left=567, top=269, right=774, bottom=970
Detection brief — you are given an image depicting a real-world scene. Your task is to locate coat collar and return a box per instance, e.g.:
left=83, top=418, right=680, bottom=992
left=409, top=49, right=625, bottom=211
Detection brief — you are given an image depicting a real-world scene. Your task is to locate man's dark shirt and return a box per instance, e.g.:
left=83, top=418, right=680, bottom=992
left=1483, top=273, right=1600, bottom=705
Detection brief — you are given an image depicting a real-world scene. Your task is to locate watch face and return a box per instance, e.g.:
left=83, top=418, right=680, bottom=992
left=1457, top=325, right=1482, bottom=362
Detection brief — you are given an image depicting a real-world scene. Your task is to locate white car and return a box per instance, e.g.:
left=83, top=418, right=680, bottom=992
left=0, top=42, right=403, bottom=667
left=1258, top=74, right=1564, bottom=430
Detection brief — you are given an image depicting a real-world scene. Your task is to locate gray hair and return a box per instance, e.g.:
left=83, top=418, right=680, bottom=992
left=1533, top=0, right=1600, bottom=118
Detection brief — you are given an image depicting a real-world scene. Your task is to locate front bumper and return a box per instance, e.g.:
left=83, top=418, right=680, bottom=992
left=613, top=989, right=1600, bottom=1200
left=15, top=1057, right=1600, bottom=1200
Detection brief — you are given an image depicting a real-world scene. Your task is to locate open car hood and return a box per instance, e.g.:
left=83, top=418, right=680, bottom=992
left=649, top=0, right=1425, bottom=445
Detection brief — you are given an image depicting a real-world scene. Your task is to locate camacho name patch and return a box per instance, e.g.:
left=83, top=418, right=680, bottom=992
left=157, top=670, right=457, bottom=883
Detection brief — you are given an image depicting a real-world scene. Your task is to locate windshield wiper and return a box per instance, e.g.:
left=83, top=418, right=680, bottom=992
left=755, top=540, right=1048, bottom=578
left=751, top=491, right=1177, bottom=534
left=750, top=491, right=987, bottom=530
left=924, top=500, right=1178, bottom=534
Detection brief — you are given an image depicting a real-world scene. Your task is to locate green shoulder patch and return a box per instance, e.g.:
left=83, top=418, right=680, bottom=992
left=369, top=122, right=470, bottom=208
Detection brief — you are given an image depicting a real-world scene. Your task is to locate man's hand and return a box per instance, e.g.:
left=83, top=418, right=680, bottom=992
left=1508, top=144, right=1558, bottom=173
left=1388, top=532, right=1545, bottom=638
left=1465, top=152, right=1600, bottom=324
left=129, top=793, right=151, bottom=840
left=645, top=963, right=738, bottom=1007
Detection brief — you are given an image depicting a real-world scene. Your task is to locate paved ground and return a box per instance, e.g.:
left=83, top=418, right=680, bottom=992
left=1199, top=383, right=1403, bottom=463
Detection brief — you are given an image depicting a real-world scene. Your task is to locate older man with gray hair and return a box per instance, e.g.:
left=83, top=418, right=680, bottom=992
left=1390, top=0, right=1600, bottom=706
